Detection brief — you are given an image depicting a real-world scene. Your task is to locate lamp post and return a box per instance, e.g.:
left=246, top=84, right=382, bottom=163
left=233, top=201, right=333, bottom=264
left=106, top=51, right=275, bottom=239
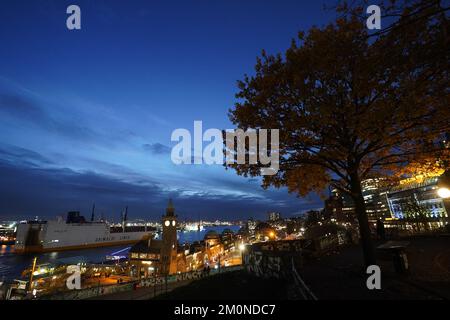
left=239, top=243, right=246, bottom=266
left=28, top=257, right=37, bottom=294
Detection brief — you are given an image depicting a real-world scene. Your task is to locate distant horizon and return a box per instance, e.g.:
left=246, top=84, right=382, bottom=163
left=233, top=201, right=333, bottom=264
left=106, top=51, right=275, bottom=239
left=0, top=204, right=319, bottom=223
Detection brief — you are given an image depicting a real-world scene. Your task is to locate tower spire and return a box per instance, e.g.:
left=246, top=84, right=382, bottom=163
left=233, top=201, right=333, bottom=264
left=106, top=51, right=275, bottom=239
left=166, top=198, right=175, bottom=216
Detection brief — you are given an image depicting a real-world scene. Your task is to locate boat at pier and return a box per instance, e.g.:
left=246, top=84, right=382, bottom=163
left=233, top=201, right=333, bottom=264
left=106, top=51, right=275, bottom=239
left=14, top=211, right=154, bottom=253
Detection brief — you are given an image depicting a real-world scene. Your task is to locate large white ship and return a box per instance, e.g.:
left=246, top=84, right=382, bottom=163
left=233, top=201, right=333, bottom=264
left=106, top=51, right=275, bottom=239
left=14, top=211, right=153, bottom=253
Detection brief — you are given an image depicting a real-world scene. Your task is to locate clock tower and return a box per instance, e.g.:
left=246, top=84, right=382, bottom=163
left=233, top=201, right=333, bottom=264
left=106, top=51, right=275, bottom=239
left=161, top=199, right=178, bottom=274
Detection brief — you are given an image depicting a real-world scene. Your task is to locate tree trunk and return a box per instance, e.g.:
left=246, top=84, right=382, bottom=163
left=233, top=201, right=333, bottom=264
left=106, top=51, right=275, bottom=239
left=350, top=173, right=377, bottom=267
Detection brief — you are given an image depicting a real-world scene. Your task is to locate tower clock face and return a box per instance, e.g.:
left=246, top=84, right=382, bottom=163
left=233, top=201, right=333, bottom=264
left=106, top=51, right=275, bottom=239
left=164, top=220, right=170, bottom=227
left=172, top=220, right=176, bottom=226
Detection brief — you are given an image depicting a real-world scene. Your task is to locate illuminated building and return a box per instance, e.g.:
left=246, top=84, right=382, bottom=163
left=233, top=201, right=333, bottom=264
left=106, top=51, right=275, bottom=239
left=246, top=218, right=257, bottom=233
left=330, top=179, right=392, bottom=223
left=204, top=230, right=224, bottom=261
left=0, top=222, right=16, bottom=244
left=387, top=176, right=449, bottom=226
left=268, top=212, right=281, bottom=222
left=128, top=199, right=180, bottom=277
left=128, top=200, right=239, bottom=278
left=328, top=174, right=449, bottom=229
left=323, top=194, right=352, bottom=223
left=220, top=229, right=235, bottom=252
left=361, top=179, right=392, bottom=222
left=330, top=190, right=357, bottom=222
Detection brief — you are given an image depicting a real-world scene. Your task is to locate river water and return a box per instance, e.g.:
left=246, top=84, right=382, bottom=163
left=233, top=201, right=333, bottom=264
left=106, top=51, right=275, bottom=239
left=0, top=226, right=240, bottom=282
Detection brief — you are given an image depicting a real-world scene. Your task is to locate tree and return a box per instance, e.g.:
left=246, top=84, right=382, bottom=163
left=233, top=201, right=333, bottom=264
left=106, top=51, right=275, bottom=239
left=228, top=0, right=449, bottom=266
left=305, top=210, right=322, bottom=228
left=399, top=194, right=432, bottom=232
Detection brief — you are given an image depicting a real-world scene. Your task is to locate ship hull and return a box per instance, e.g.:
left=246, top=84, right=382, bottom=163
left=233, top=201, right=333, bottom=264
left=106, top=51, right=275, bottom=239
left=13, top=238, right=142, bottom=254
left=14, top=220, right=152, bottom=254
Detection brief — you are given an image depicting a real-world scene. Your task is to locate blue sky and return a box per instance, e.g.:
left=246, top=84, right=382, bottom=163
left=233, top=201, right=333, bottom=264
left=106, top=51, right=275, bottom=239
left=0, top=0, right=337, bottom=221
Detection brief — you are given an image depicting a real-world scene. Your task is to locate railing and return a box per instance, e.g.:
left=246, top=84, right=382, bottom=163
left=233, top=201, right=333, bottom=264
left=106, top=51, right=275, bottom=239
left=242, top=240, right=322, bottom=300
left=137, top=265, right=242, bottom=288
left=291, top=258, right=317, bottom=300
left=38, top=281, right=136, bottom=300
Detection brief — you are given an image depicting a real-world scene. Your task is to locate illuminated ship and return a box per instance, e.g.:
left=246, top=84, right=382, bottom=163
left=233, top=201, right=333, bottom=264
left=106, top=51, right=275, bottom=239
left=183, top=222, right=204, bottom=232
left=14, top=210, right=153, bottom=253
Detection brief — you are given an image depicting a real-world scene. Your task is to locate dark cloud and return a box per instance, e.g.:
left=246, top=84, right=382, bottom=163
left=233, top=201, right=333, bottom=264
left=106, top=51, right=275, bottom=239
left=0, top=150, right=321, bottom=221
left=142, top=143, right=171, bottom=155
left=0, top=159, right=166, bottom=221
left=0, top=141, right=322, bottom=221
left=0, top=93, right=48, bottom=123
left=0, top=90, right=99, bottom=143
left=0, top=145, right=54, bottom=168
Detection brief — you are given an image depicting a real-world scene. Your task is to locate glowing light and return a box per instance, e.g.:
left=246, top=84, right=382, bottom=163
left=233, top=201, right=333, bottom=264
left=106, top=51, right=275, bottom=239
left=437, top=187, right=450, bottom=199
left=164, top=220, right=170, bottom=227
left=110, top=247, right=131, bottom=256
left=239, top=243, right=246, bottom=251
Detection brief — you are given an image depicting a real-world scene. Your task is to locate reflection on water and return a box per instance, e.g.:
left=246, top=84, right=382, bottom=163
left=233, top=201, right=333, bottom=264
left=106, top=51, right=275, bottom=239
left=0, top=244, right=128, bottom=282
left=178, top=225, right=240, bottom=244
left=0, top=225, right=240, bottom=282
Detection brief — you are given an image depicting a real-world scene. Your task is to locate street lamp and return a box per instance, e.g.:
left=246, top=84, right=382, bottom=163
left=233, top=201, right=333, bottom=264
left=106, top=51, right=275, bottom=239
left=437, top=171, right=450, bottom=229
left=437, top=171, right=450, bottom=199
left=238, top=243, right=246, bottom=266
left=437, top=187, right=450, bottom=199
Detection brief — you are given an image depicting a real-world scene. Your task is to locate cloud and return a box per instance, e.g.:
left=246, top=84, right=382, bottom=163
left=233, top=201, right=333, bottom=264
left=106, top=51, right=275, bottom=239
left=0, top=93, right=48, bottom=123
left=142, top=143, right=171, bottom=155
left=0, top=91, right=99, bottom=142
left=0, top=144, right=54, bottom=168
left=0, top=156, right=166, bottom=221
left=0, top=148, right=322, bottom=221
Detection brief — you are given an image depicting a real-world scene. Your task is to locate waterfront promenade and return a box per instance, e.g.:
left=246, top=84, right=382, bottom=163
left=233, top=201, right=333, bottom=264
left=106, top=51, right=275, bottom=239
left=90, top=266, right=243, bottom=300
left=90, top=278, right=194, bottom=300
left=96, top=236, right=450, bottom=300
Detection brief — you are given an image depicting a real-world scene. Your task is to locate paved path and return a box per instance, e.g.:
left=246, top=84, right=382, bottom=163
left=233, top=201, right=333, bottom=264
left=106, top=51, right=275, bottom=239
left=89, top=279, right=194, bottom=300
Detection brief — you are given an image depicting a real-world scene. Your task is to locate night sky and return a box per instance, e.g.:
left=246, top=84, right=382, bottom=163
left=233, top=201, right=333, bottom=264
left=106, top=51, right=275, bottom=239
left=0, top=0, right=336, bottom=221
